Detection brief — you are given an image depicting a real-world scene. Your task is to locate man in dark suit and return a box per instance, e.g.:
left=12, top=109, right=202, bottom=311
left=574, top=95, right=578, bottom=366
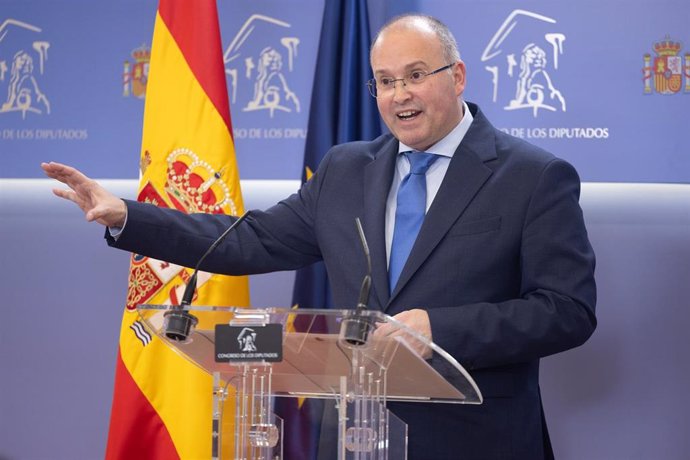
left=43, top=14, right=596, bottom=460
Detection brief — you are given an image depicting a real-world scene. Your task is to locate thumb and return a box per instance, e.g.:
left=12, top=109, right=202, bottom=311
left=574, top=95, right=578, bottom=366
left=86, top=205, right=109, bottom=224
left=84, top=209, right=99, bottom=222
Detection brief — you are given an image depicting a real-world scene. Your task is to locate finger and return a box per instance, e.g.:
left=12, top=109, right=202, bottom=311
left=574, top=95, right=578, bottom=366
left=42, top=161, right=71, bottom=171
left=372, top=324, right=387, bottom=336
left=43, top=162, right=90, bottom=187
left=41, top=161, right=71, bottom=179
left=374, top=323, right=396, bottom=337
left=52, top=188, right=79, bottom=204
left=41, top=161, right=59, bottom=173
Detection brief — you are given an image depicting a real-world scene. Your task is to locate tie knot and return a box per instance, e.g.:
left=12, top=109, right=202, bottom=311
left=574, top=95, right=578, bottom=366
left=405, top=152, right=438, bottom=175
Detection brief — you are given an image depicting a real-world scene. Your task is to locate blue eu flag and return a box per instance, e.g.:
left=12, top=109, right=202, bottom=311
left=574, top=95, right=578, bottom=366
left=279, top=1, right=382, bottom=458
left=292, top=0, right=382, bottom=311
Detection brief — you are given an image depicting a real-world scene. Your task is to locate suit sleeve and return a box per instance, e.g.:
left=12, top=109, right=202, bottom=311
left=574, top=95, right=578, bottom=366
left=426, top=158, right=597, bottom=370
left=106, top=150, right=337, bottom=275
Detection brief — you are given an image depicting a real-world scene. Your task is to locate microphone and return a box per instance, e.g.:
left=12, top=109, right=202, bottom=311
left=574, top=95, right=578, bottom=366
left=341, top=217, right=375, bottom=347
left=163, top=211, right=251, bottom=341
left=354, top=217, right=372, bottom=312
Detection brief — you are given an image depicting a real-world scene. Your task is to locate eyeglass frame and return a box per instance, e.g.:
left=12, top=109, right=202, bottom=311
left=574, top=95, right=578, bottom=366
left=366, top=62, right=456, bottom=98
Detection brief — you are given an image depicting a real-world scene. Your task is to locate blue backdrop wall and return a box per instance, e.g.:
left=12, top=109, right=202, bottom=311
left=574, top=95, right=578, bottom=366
left=2, top=0, right=688, bottom=182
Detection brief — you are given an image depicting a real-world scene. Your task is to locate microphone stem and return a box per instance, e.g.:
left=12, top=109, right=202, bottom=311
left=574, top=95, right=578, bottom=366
left=179, top=211, right=250, bottom=307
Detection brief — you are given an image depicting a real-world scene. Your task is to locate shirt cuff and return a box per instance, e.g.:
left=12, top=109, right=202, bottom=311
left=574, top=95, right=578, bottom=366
left=107, top=201, right=128, bottom=240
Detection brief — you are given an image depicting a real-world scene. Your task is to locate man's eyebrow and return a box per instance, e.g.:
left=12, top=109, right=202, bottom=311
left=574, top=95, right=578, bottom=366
left=374, top=61, right=429, bottom=76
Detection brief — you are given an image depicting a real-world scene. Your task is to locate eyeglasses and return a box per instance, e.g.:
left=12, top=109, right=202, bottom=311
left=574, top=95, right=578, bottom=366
left=366, top=63, right=455, bottom=98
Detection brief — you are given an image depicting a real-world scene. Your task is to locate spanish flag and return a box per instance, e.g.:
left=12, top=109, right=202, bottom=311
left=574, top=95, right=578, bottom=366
left=105, top=1, right=249, bottom=458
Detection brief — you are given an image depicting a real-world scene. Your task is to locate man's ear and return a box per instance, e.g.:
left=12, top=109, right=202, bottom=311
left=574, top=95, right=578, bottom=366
left=454, top=60, right=467, bottom=97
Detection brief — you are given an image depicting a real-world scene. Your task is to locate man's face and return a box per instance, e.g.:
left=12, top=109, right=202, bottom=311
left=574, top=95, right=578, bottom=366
left=370, top=23, right=466, bottom=151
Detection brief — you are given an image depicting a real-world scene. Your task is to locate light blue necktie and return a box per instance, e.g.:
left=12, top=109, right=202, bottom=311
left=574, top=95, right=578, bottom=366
left=389, top=152, right=438, bottom=293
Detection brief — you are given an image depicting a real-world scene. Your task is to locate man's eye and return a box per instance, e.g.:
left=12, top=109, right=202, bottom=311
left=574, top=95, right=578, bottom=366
left=409, top=71, right=426, bottom=82
left=379, top=77, right=394, bottom=86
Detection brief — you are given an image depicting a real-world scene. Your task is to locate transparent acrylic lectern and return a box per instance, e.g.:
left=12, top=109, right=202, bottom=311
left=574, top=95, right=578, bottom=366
left=137, top=305, right=482, bottom=460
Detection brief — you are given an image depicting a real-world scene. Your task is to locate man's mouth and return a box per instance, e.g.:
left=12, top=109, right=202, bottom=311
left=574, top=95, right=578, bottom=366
left=397, top=110, right=420, bottom=120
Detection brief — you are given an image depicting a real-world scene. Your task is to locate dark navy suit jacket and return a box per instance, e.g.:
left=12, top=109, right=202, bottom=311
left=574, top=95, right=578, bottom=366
left=109, top=103, right=597, bottom=459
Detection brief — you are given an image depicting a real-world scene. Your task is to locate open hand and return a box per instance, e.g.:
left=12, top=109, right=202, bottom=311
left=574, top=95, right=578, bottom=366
left=41, top=162, right=127, bottom=227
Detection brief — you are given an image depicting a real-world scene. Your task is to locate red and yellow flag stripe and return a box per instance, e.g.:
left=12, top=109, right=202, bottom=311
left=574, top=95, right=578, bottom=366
left=107, top=1, right=248, bottom=458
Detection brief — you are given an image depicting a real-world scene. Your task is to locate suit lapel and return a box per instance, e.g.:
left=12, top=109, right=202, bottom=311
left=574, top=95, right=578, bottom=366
left=387, top=107, right=498, bottom=305
left=363, top=137, right=398, bottom=310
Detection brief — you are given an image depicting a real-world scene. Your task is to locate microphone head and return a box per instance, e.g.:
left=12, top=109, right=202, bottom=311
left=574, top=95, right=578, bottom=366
left=163, top=307, right=198, bottom=341
left=340, top=310, right=375, bottom=347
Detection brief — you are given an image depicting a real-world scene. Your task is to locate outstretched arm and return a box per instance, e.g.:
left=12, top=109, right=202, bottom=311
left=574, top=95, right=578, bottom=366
left=41, top=162, right=127, bottom=227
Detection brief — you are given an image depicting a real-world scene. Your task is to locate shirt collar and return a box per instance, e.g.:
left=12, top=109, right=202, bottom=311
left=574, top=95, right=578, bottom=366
left=397, top=100, right=474, bottom=158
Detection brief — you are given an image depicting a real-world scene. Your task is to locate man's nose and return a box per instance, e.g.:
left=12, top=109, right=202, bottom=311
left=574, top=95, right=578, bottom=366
left=392, top=79, right=411, bottom=102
